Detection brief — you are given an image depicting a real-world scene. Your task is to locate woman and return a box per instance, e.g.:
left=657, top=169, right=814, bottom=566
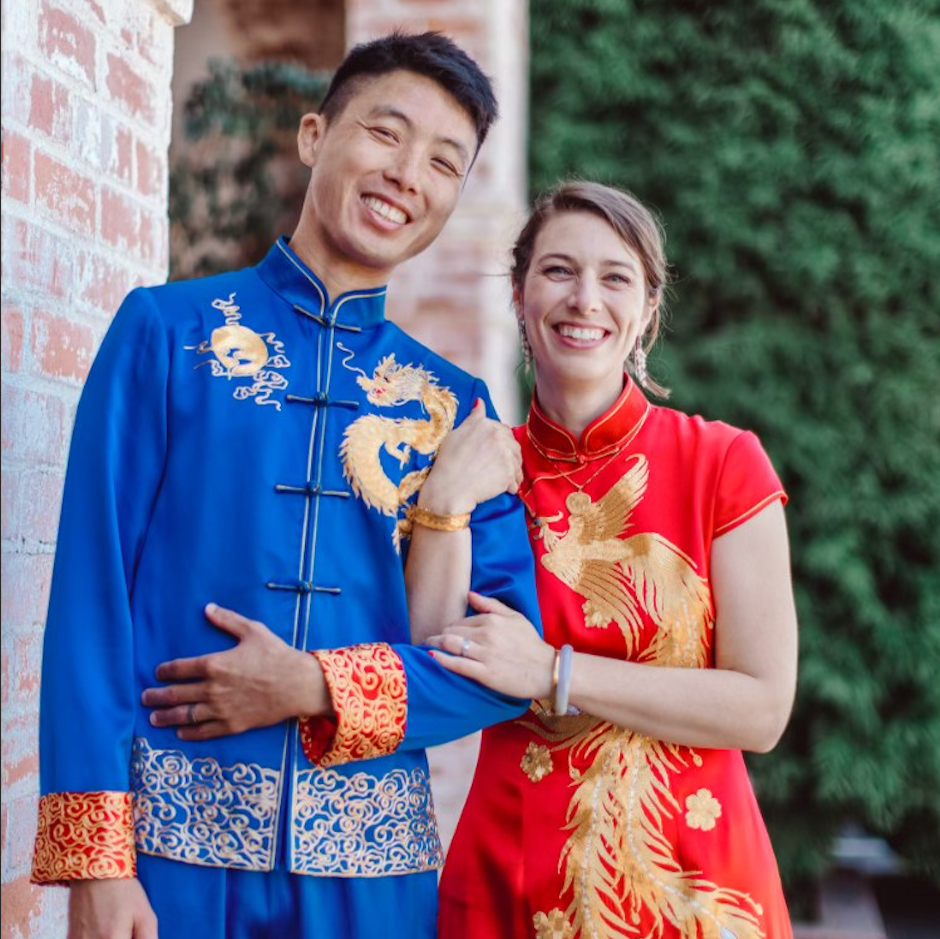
left=407, top=181, right=797, bottom=939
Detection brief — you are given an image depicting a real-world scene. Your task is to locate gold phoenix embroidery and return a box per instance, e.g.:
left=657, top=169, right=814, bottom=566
left=530, top=456, right=764, bottom=938
left=340, top=354, right=457, bottom=549
left=188, top=293, right=291, bottom=408
left=32, top=791, right=136, bottom=882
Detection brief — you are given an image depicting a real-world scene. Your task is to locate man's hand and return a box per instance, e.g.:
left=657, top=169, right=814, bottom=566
left=142, top=604, right=332, bottom=740
left=418, top=399, right=522, bottom=515
left=68, top=879, right=157, bottom=939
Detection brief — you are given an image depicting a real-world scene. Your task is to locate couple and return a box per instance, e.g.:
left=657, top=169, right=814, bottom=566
left=31, top=30, right=798, bottom=939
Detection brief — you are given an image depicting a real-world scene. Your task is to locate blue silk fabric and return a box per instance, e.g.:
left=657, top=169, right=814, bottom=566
left=38, top=238, right=540, bottom=894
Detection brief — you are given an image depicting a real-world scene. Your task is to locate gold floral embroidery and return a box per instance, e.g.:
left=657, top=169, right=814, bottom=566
left=130, top=737, right=279, bottom=870
left=685, top=787, right=722, bottom=831
left=534, top=908, right=574, bottom=939
left=188, top=292, right=290, bottom=408
left=31, top=791, right=136, bottom=883
left=292, top=766, right=443, bottom=876
left=305, top=643, right=407, bottom=766
left=521, top=741, right=553, bottom=782
left=339, top=353, right=457, bottom=549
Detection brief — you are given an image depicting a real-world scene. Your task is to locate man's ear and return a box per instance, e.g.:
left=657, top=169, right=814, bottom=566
left=298, top=113, right=327, bottom=167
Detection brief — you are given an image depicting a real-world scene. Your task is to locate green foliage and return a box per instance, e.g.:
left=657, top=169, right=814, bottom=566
left=169, top=59, right=331, bottom=280
left=531, top=0, right=940, bottom=887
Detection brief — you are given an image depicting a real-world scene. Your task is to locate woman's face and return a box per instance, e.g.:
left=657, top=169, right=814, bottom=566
left=518, top=210, right=656, bottom=407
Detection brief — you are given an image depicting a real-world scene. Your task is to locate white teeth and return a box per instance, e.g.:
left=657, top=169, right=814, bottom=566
left=557, top=324, right=605, bottom=341
left=363, top=196, right=407, bottom=224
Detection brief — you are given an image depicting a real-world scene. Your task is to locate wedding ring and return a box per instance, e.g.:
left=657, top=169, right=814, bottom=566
left=460, top=637, right=472, bottom=658
left=187, top=703, right=198, bottom=725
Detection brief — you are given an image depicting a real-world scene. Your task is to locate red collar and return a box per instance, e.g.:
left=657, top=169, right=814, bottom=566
left=525, top=377, right=650, bottom=464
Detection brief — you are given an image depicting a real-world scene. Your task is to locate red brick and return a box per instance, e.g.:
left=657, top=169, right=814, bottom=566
left=0, top=553, right=54, bottom=634
left=5, top=795, right=40, bottom=874
left=1, top=54, right=33, bottom=126
left=1, top=643, right=9, bottom=707
left=101, top=186, right=139, bottom=250
left=78, top=253, right=133, bottom=315
left=110, top=124, right=133, bottom=185
left=2, top=305, right=25, bottom=373
left=138, top=208, right=167, bottom=267
left=13, top=630, right=45, bottom=710
left=1, top=710, right=40, bottom=788
left=2, top=132, right=31, bottom=204
left=2, top=221, right=76, bottom=300
left=31, top=309, right=96, bottom=384
left=106, top=53, right=156, bottom=124
left=34, top=151, right=96, bottom=235
left=82, top=0, right=105, bottom=25
left=1, top=467, right=21, bottom=543
left=0, top=874, right=68, bottom=937
left=0, top=383, right=66, bottom=465
left=0, top=876, right=42, bottom=939
left=29, top=73, right=71, bottom=139
left=13, top=469, right=65, bottom=545
left=136, top=137, right=164, bottom=199
left=39, top=0, right=96, bottom=86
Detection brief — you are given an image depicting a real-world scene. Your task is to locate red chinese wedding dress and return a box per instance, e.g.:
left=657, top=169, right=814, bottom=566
left=439, top=379, right=793, bottom=939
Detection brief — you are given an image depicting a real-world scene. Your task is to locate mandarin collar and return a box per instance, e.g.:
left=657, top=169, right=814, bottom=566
left=255, top=237, right=388, bottom=329
left=526, top=376, right=650, bottom=463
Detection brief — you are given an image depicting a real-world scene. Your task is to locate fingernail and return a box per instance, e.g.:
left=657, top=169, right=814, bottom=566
left=205, top=602, right=217, bottom=614
left=149, top=714, right=158, bottom=726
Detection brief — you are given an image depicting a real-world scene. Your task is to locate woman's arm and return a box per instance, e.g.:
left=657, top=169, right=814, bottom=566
left=405, top=399, right=522, bottom=643
left=427, top=500, right=798, bottom=753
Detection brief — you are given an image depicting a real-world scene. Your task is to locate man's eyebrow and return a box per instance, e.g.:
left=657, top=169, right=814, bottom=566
left=367, top=105, right=471, bottom=164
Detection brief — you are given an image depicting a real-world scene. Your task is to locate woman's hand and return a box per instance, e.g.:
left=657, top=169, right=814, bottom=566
left=426, top=592, right=555, bottom=699
left=419, top=399, right=522, bottom=515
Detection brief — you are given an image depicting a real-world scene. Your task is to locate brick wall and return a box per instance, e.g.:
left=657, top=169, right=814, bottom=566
left=345, top=0, right=530, bottom=851
left=0, top=0, right=193, bottom=935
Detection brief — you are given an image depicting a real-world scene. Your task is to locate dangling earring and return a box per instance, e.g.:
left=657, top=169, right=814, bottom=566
left=632, top=340, right=649, bottom=388
left=518, top=320, right=533, bottom=370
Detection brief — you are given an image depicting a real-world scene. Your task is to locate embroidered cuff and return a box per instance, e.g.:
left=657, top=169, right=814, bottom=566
left=300, top=643, right=407, bottom=767
left=31, top=791, right=136, bottom=883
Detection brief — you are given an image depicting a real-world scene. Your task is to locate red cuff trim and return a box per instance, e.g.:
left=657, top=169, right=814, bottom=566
left=31, top=791, right=136, bottom=883
left=300, top=643, right=407, bottom=767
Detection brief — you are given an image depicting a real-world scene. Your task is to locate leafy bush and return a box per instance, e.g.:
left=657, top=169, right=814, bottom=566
left=170, top=59, right=330, bottom=279
left=530, top=0, right=940, bottom=888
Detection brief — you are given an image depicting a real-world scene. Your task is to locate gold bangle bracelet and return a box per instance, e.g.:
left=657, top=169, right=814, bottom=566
left=408, top=503, right=471, bottom=532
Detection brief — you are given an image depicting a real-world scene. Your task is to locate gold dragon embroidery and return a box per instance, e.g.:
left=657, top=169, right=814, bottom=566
left=528, top=454, right=764, bottom=939
left=340, top=353, right=457, bottom=549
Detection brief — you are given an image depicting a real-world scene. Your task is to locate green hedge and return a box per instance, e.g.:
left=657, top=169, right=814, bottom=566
left=530, top=0, right=940, bottom=889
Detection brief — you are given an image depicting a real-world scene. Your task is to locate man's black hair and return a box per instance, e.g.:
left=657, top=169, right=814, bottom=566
left=319, top=31, right=498, bottom=150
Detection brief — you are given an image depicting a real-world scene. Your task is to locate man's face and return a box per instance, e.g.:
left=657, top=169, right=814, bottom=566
left=295, top=70, right=479, bottom=291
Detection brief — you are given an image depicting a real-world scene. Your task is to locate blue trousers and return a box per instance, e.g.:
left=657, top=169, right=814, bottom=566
left=138, top=853, right=438, bottom=939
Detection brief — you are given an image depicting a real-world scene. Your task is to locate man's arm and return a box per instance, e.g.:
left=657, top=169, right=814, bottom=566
left=32, top=291, right=169, bottom=933
left=146, top=383, right=542, bottom=762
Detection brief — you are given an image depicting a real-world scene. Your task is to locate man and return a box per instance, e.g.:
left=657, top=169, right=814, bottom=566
left=31, top=32, right=539, bottom=939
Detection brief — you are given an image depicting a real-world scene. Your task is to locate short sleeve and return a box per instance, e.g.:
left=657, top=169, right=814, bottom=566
left=713, top=431, right=787, bottom=537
